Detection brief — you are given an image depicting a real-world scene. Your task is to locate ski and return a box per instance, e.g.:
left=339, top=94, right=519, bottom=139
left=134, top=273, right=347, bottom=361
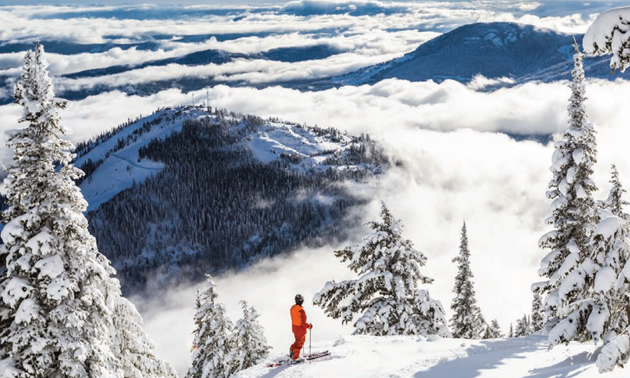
left=304, top=350, right=331, bottom=360
left=266, top=350, right=331, bottom=368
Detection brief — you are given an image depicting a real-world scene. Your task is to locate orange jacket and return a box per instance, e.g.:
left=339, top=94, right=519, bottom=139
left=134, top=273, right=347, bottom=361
left=290, top=304, right=312, bottom=335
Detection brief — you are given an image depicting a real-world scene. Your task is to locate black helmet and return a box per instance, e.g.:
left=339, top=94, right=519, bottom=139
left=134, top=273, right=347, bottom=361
left=295, top=294, right=304, bottom=306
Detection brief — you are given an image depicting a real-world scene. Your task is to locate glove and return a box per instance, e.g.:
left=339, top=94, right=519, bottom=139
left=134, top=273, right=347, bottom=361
left=308, top=323, right=313, bottom=329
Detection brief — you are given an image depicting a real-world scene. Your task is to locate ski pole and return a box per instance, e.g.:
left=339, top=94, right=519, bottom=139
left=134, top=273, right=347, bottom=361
left=309, top=328, right=312, bottom=357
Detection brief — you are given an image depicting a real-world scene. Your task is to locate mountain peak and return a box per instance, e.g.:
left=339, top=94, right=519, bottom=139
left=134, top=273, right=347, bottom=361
left=335, top=21, right=629, bottom=86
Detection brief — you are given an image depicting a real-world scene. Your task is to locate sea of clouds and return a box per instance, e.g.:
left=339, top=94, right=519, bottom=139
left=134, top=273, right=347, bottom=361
left=2, top=1, right=630, bottom=375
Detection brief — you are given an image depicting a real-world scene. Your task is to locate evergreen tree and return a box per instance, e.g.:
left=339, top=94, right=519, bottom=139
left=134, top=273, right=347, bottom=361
left=478, top=314, right=494, bottom=339
left=535, top=42, right=599, bottom=341
left=490, top=319, right=504, bottom=338
left=591, top=167, right=630, bottom=372
left=314, top=201, right=449, bottom=337
left=231, top=300, right=271, bottom=374
left=450, top=222, right=485, bottom=339
left=508, top=323, right=514, bottom=338
left=603, top=166, right=629, bottom=219
left=531, top=292, right=544, bottom=333
left=187, top=275, right=235, bottom=378
left=514, top=315, right=531, bottom=337
left=548, top=172, right=630, bottom=351
left=111, top=297, right=178, bottom=378
left=0, top=42, right=174, bottom=378
left=0, top=42, right=119, bottom=378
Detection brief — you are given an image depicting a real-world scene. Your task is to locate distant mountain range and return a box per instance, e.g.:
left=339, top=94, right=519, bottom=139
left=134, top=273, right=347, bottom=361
left=73, top=105, right=388, bottom=293
left=1, top=22, right=626, bottom=105
left=333, top=22, right=628, bottom=86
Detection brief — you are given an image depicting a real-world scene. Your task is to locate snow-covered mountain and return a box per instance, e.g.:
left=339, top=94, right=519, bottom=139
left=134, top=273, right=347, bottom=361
left=334, top=22, right=630, bottom=86
left=74, top=105, right=388, bottom=292
left=240, top=334, right=629, bottom=377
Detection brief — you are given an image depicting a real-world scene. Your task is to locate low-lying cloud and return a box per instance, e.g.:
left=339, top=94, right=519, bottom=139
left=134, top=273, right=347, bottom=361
left=0, top=0, right=613, bottom=81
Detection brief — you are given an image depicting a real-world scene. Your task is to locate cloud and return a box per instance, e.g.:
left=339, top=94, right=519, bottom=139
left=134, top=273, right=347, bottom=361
left=0, top=1, right=606, bottom=62
left=0, top=0, right=611, bottom=96
left=4, top=77, right=629, bottom=174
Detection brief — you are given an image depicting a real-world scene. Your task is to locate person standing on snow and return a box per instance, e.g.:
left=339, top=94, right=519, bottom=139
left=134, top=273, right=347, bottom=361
left=290, top=294, right=313, bottom=360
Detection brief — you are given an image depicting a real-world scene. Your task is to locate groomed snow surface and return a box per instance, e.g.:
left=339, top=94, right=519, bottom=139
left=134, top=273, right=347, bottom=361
left=239, top=334, right=628, bottom=377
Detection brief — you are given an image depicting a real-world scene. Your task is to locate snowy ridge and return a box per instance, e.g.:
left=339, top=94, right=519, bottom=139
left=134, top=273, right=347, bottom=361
left=75, top=111, right=175, bottom=211
left=240, top=334, right=629, bottom=377
left=75, top=105, right=384, bottom=211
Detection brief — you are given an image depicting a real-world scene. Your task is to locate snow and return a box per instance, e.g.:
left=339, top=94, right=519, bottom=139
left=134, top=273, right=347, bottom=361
left=575, top=184, right=588, bottom=199
left=584, top=7, right=630, bottom=72
left=247, top=122, right=353, bottom=172
left=598, top=333, right=630, bottom=373
left=0, top=216, right=27, bottom=246
left=1, top=277, right=32, bottom=308
left=0, top=359, right=19, bottom=378
left=237, top=334, right=630, bottom=377
left=594, top=266, right=616, bottom=293
left=15, top=298, right=39, bottom=325
left=550, top=148, right=568, bottom=172
left=572, top=149, right=585, bottom=165
left=558, top=178, right=568, bottom=196
left=25, top=229, right=54, bottom=257
left=583, top=7, right=630, bottom=51
left=587, top=302, right=610, bottom=343
left=45, top=277, right=71, bottom=301
left=596, top=216, right=623, bottom=239
left=76, top=111, right=174, bottom=211
left=33, top=255, right=64, bottom=279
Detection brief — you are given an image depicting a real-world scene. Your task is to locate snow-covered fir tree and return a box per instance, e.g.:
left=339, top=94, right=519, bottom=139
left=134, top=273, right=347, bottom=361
left=602, top=165, right=629, bottom=219
left=0, top=42, right=175, bottom=378
left=314, top=201, right=450, bottom=337
left=450, top=222, right=485, bottom=339
left=589, top=167, right=630, bottom=372
left=231, top=300, right=271, bottom=374
left=111, top=296, right=178, bottom=378
left=478, top=314, right=494, bottom=340
left=187, top=275, right=235, bottom=378
left=534, top=42, right=599, bottom=343
left=490, top=320, right=504, bottom=338
left=531, top=292, right=544, bottom=333
left=513, top=315, right=531, bottom=337
left=508, top=323, right=514, bottom=338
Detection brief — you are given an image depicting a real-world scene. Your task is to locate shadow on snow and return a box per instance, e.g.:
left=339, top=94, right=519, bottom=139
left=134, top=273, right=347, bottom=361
left=413, top=335, right=596, bottom=378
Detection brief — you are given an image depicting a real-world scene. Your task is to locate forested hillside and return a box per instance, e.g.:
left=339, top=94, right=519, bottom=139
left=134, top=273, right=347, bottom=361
left=78, top=106, right=388, bottom=293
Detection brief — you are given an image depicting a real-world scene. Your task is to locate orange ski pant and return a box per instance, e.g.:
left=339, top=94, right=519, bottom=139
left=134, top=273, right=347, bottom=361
left=290, top=330, right=306, bottom=359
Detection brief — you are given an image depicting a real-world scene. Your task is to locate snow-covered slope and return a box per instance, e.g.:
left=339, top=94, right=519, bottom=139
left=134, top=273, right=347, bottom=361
left=334, top=22, right=630, bottom=86
left=241, top=334, right=628, bottom=377
left=75, top=105, right=383, bottom=211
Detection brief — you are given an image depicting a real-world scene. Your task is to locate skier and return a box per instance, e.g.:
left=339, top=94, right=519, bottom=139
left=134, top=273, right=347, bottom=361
left=289, top=294, right=313, bottom=361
